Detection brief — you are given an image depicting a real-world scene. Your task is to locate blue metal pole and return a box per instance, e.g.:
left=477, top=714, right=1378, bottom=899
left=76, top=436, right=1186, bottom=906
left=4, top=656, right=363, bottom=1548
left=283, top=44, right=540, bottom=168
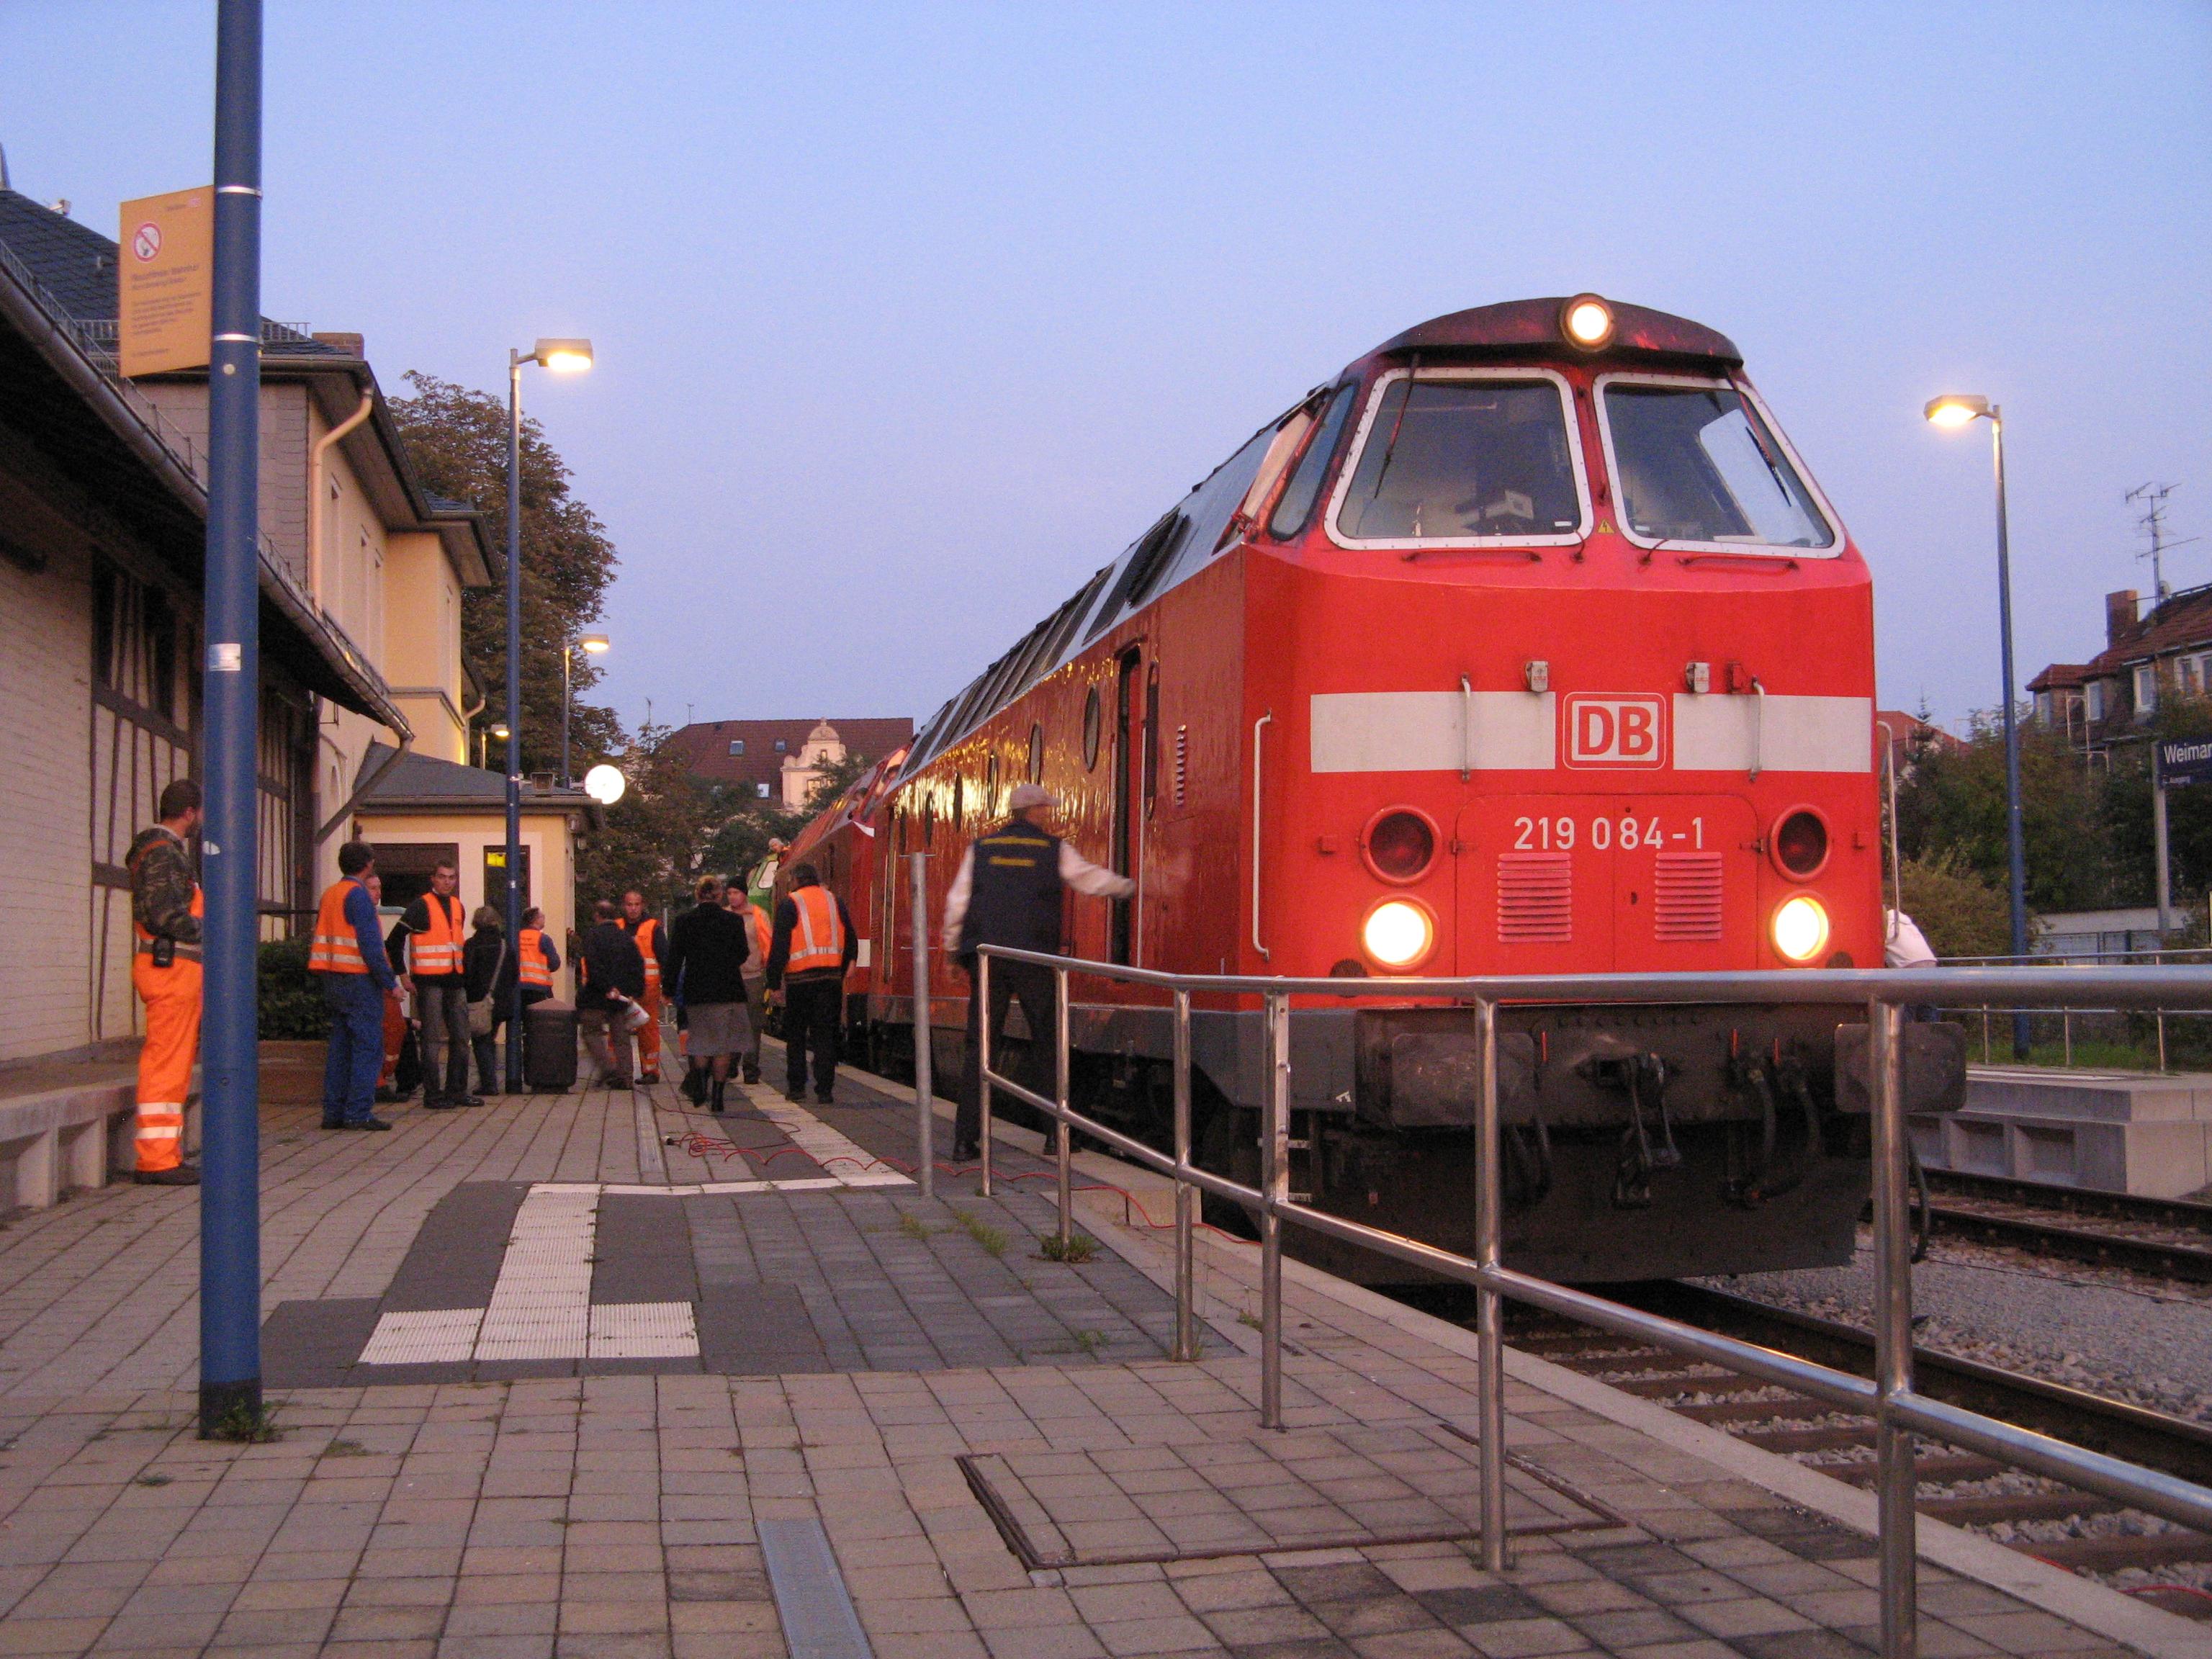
left=503, top=354, right=526, bottom=1092
left=199, top=0, right=264, bottom=1437
left=1992, top=411, right=2031, bottom=1060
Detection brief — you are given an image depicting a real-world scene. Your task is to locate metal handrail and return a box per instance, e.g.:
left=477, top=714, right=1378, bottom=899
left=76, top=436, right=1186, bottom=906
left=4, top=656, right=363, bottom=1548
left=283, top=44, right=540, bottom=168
left=972, top=945, right=2212, bottom=1659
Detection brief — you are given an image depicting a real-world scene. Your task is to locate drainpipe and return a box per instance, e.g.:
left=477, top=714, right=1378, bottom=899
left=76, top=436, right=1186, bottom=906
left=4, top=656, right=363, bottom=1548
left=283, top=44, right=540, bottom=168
left=307, top=387, right=373, bottom=605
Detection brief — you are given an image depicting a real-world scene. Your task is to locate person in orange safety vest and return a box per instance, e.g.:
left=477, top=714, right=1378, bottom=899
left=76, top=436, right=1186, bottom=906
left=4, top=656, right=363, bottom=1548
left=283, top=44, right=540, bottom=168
left=125, top=778, right=206, bottom=1184
left=313, top=840, right=403, bottom=1130
left=724, top=884, right=773, bottom=1087
left=621, top=890, right=669, bottom=1083
left=763, top=863, right=858, bottom=1105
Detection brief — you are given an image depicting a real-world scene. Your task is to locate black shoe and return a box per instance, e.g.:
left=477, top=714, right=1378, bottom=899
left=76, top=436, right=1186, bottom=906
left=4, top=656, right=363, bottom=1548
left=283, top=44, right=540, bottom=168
left=641, top=1071, right=662, bottom=1084
left=321, top=1116, right=346, bottom=1130
left=372, top=1086, right=398, bottom=1104
left=422, top=1097, right=458, bottom=1111
left=953, top=1142, right=980, bottom=1162
left=347, top=1116, right=394, bottom=1132
left=814, top=1090, right=835, bottom=1105
left=786, top=1091, right=806, bottom=1104
left=135, top=1164, right=201, bottom=1186
left=458, top=1095, right=487, bottom=1108
left=742, top=1069, right=761, bottom=1086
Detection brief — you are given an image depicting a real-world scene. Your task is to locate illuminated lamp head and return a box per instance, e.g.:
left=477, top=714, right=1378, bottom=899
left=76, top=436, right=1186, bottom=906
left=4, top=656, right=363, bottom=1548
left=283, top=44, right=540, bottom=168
left=1771, top=894, right=1830, bottom=964
left=1362, top=898, right=1435, bottom=971
left=1924, top=394, right=1990, bottom=430
left=1560, top=294, right=1615, bottom=351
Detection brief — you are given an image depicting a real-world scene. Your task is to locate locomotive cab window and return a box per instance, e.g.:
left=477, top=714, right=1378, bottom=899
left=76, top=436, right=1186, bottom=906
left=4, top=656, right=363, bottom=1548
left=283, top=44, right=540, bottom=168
left=1326, top=369, right=1588, bottom=548
left=1597, top=375, right=1835, bottom=554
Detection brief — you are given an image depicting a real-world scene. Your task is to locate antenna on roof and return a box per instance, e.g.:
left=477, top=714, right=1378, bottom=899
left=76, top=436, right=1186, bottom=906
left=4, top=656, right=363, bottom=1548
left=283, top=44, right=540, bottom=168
left=0, top=144, right=10, bottom=190
left=2128, top=482, right=2200, bottom=603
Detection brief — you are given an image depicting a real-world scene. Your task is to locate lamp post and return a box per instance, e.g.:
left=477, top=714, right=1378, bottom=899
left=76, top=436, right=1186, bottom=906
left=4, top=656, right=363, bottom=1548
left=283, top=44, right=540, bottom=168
left=199, top=0, right=265, bottom=1439
left=1926, top=394, right=2030, bottom=1058
left=562, top=631, right=609, bottom=787
left=505, top=338, right=592, bottom=1092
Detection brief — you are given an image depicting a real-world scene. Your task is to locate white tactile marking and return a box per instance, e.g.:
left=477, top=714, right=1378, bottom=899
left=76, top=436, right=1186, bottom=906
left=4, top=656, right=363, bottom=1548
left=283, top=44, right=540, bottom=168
left=355, top=1095, right=902, bottom=1370
left=588, top=1300, right=698, bottom=1358
left=474, top=1185, right=599, bottom=1359
left=358, top=1306, right=482, bottom=1364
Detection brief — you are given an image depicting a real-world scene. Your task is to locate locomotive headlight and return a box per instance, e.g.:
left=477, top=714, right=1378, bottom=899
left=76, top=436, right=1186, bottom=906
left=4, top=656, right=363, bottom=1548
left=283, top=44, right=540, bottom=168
left=1561, top=293, right=1614, bottom=350
left=1771, top=894, right=1830, bottom=964
left=1362, top=899, right=1435, bottom=971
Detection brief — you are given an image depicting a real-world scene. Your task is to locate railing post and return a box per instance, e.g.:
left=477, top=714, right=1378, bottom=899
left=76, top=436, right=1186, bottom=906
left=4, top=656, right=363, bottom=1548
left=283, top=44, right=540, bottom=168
left=1871, top=997, right=1918, bottom=1659
left=1260, top=989, right=1288, bottom=1430
left=1054, top=964, right=1072, bottom=1253
left=909, top=853, right=933, bottom=1200
left=1474, top=997, right=1508, bottom=1573
left=976, top=950, right=993, bottom=1198
left=1172, top=987, right=1196, bottom=1362
left=2157, top=1010, right=2167, bottom=1073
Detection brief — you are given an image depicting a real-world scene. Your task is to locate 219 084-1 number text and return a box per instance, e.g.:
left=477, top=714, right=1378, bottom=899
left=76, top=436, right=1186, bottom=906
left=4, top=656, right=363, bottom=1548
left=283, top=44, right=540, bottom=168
left=1511, top=814, right=1705, bottom=852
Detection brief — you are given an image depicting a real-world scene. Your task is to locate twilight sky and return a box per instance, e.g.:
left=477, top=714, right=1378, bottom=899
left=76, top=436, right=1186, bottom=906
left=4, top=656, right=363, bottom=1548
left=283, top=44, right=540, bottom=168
left=3, top=1, right=2207, bottom=736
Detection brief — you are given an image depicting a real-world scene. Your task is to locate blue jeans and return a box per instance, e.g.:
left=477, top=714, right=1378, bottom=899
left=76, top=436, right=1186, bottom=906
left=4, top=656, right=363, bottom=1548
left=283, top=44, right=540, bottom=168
left=321, top=974, right=387, bottom=1125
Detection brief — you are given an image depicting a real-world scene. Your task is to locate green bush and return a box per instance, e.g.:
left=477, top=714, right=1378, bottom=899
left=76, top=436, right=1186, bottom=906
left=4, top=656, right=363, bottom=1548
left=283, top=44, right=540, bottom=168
left=258, top=936, right=329, bottom=1040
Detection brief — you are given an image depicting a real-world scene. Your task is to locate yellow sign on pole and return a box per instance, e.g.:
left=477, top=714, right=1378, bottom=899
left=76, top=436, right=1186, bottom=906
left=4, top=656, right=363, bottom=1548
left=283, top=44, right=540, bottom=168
left=117, top=187, right=214, bottom=378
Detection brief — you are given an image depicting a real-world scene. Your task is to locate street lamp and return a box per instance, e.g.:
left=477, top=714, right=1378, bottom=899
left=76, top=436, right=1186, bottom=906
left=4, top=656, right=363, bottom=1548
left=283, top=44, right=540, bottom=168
left=479, top=720, right=510, bottom=770
left=562, top=631, right=610, bottom=787
left=1925, top=392, right=2030, bottom=1058
left=505, top=336, right=593, bottom=1092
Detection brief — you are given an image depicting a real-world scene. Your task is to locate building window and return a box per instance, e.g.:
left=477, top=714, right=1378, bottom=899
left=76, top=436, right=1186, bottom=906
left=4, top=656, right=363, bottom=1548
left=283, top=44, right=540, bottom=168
left=774, top=739, right=787, bottom=753
left=2134, top=664, right=2158, bottom=717
left=2085, top=680, right=2106, bottom=723
left=728, top=739, right=745, bottom=756
left=2182, top=655, right=2206, bottom=697
left=755, top=782, right=770, bottom=799
left=2034, top=691, right=2053, bottom=724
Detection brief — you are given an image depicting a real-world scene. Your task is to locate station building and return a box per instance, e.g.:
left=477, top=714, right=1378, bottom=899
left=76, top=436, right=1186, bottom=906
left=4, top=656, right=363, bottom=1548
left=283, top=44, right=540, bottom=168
left=666, top=716, right=914, bottom=807
left=0, top=176, right=593, bottom=1077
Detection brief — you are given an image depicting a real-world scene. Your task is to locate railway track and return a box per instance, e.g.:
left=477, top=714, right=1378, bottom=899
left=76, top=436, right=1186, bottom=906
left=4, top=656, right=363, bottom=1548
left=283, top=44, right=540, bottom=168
left=1917, top=1171, right=2212, bottom=1285
left=1402, top=1282, right=2212, bottom=1619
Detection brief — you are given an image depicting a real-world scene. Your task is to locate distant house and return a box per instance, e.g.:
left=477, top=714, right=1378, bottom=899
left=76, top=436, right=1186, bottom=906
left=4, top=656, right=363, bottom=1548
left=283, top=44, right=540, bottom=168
left=2030, top=585, right=2212, bottom=752
left=1874, top=709, right=1964, bottom=778
left=666, top=716, right=914, bottom=809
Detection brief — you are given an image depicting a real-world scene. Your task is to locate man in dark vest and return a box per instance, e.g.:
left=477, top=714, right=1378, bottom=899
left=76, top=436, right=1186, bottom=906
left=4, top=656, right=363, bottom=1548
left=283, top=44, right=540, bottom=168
left=945, top=781, right=1133, bottom=1161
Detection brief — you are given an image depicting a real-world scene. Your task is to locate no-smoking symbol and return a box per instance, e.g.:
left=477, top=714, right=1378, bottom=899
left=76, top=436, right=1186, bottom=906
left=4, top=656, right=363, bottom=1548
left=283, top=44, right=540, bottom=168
left=131, top=222, right=161, bottom=262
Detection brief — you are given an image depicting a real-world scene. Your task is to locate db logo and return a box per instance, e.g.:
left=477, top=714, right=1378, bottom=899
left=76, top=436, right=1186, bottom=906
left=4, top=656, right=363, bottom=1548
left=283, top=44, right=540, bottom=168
left=1563, top=694, right=1666, bottom=768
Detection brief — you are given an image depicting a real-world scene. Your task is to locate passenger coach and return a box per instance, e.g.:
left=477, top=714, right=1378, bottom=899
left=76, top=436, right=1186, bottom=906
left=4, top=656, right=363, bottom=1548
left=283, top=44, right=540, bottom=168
left=784, top=295, right=1965, bottom=1284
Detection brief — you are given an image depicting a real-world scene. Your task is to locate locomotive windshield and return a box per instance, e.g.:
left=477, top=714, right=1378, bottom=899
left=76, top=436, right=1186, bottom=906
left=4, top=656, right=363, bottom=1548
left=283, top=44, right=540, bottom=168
left=1601, top=381, right=1834, bottom=550
left=1331, top=373, right=1583, bottom=543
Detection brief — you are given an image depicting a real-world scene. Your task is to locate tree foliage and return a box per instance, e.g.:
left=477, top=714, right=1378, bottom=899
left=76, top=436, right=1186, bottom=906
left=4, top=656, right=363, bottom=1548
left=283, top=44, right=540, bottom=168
left=1895, top=696, right=2212, bottom=938
left=574, top=724, right=721, bottom=913
left=388, top=374, right=621, bottom=775
left=1897, top=851, right=2013, bottom=959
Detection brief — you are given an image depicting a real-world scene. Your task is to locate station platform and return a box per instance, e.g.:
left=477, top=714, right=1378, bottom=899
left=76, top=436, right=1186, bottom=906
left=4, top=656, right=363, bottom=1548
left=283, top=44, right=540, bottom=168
left=0, top=1048, right=2198, bottom=1659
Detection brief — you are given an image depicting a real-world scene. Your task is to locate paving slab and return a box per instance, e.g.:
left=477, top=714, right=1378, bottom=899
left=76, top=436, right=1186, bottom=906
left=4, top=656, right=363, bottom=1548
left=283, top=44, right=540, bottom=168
left=0, top=1041, right=2196, bottom=1659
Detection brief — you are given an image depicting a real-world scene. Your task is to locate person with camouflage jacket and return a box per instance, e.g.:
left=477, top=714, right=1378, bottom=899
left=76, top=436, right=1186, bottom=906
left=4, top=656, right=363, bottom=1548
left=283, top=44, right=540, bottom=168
left=125, top=778, right=205, bottom=1184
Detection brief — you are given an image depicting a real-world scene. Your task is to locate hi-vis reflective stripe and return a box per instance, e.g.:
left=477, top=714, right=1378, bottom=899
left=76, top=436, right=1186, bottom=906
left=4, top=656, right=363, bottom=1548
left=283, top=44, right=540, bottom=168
left=408, top=895, right=464, bottom=976
left=519, top=928, right=553, bottom=987
left=310, top=879, right=369, bottom=972
left=1307, top=691, right=1871, bottom=775
left=637, top=918, right=660, bottom=983
left=786, top=888, right=846, bottom=974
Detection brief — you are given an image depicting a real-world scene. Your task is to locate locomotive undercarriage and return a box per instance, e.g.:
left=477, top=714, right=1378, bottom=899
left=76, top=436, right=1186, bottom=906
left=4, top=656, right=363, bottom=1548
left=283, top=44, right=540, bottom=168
left=871, top=997, right=1966, bottom=1286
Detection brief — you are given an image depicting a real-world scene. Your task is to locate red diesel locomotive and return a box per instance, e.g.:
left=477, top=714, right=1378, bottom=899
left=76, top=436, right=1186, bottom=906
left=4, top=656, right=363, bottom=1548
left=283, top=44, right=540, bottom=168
left=785, top=295, right=1964, bottom=1284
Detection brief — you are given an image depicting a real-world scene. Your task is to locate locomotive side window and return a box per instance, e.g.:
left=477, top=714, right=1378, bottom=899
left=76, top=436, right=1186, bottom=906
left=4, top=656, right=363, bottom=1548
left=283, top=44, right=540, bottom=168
left=1328, top=372, right=1586, bottom=545
left=1267, top=382, right=1358, bottom=539
left=1600, top=379, right=1835, bottom=552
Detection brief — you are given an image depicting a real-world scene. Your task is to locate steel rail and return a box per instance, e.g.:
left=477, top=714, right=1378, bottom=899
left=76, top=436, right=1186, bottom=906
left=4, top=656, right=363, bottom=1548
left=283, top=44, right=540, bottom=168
left=971, top=944, right=2212, bottom=1659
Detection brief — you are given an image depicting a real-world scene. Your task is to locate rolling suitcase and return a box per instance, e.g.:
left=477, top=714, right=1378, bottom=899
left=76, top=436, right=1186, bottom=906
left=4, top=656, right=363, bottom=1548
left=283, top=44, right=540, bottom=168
left=525, top=1000, right=579, bottom=1091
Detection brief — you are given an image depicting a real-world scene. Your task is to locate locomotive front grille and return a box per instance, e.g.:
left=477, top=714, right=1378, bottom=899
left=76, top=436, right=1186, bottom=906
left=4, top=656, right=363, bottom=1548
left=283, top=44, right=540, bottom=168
left=1496, top=851, right=1572, bottom=941
left=1653, top=850, right=1725, bottom=941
